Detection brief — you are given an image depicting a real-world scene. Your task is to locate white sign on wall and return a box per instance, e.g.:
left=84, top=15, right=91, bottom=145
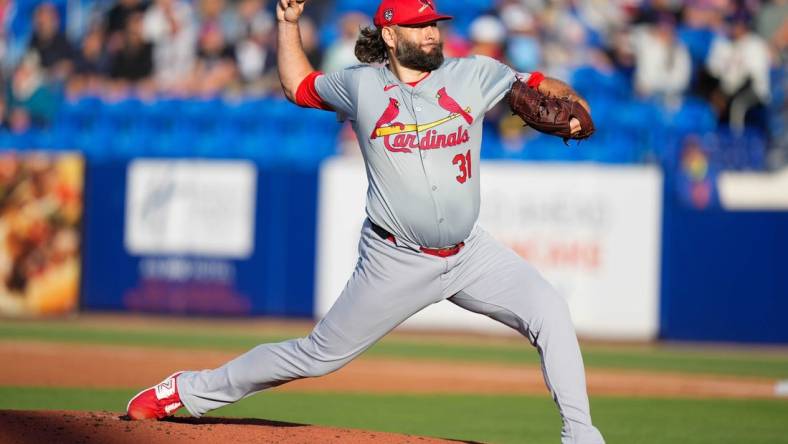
left=316, top=157, right=663, bottom=340
left=125, top=159, right=257, bottom=259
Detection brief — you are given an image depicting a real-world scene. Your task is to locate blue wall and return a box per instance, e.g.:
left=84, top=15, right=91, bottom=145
left=81, top=159, right=318, bottom=317
left=79, top=155, right=788, bottom=343
left=660, top=185, right=788, bottom=343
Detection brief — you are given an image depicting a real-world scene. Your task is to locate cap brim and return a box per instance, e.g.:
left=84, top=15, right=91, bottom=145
left=396, top=13, right=453, bottom=26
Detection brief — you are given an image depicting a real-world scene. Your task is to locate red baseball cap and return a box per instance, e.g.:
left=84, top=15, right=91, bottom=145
left=373, top=0, right=453, bottom=28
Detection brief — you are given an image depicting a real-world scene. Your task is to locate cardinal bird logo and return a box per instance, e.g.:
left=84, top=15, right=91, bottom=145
left=436, top=87, right=473, bottom=125
left=370, top=98, right=406, bottom=140
left=418, top=0, right=434, bottom=13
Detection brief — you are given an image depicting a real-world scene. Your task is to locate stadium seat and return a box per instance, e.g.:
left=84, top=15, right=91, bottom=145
left=667, top=98, right=717, bottom=134
left=677, top=27, right=715, bottom=67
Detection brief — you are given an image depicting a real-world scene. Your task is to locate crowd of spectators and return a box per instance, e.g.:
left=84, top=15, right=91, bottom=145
left=0, top=0, right=785, bottom=160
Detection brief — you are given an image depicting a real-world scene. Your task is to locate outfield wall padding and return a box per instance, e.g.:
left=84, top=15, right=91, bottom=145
left=660, top=183, right=788, bottom=343
left=81, top=159, right=317, bottom=317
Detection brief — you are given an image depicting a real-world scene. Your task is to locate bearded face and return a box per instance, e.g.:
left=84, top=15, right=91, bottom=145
left=393, top=29, right=444, bottom=71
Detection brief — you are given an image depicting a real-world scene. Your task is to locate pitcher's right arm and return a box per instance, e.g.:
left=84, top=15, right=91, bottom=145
left=276, top=0, right=313, bottom=102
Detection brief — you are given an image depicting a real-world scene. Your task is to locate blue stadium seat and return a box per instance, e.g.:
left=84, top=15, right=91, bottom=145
left=237, top=126, right=277, bottom=162
left=73, top=129, right=102, bottom=159
left=667, top=98, right=717, bottom=134
left=334, top=0, right=369, bottom=14
left=222, top=100, right=261, bottom=132
left=572, top=66, right=631, bottom=101
left=522, top=134, right=562, bottom=161
left=178, top=98, right=224, bottom=133
left=147, top=124, right=181, bottom=157
left=678, top=27, right=715, bottom=66
left=101, top=98, right=145, bottom=133
left=480, top=125, right=504, bottom=159
left=716, top=128, right=767, bottom=171
left=110, top=125, right=152, bottom=158
left=142, top=99, right=182, bottom=132
left=0, top=129, right=14, bottom=150
left=59, top=96, right=103, bottom=133
left=0, top=130, right=33, bottom=150
left=585, top=96, right=616, bottom=132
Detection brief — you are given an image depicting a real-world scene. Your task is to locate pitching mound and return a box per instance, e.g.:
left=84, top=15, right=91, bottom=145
left=0, top=410, right=466, bottom=444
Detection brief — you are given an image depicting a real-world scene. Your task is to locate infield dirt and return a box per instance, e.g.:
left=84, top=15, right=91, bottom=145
left=0, top=410, right=463, bottom=444
left=0, top=340, right=779, bottom=399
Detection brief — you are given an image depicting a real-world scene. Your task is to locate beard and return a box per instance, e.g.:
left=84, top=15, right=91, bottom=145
left=394, top=38, right=444, bottom=71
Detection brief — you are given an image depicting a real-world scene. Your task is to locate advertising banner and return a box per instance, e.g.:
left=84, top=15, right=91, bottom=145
left=0, top=151, right=84, bottom=316
left=82, top=159, right=317, bottom=317
left=122, top=159, right=257, bottom=314
left=316, top=158, right=663, bottom=340
left=125, top=160, right=256, bottom=258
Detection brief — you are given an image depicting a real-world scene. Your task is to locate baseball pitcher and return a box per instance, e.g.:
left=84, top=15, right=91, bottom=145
left=127, top=0, right=603, bottom=442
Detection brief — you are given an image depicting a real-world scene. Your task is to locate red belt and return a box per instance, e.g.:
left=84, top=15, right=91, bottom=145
left=370, top=222, right=464, bottom=258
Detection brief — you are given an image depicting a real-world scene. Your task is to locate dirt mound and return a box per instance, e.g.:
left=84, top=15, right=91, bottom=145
left=0, top=410, right=468, bottom=444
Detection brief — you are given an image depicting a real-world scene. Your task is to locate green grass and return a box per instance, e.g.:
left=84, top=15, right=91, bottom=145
left=1, top=387, right=787, bottom=444
left=2, top=321, right=788, bottom=378
left=0, top=321, right=294, bottom=351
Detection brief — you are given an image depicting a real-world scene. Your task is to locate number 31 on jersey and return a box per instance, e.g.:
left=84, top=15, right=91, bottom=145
left=452, top=149, right=472, bottom=184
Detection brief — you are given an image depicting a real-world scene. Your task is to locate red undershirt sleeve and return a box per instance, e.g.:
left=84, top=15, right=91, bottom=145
left=295, top=71, right=333, bottom=111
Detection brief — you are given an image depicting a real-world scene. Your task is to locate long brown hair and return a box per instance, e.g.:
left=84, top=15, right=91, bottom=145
left=354, top=26, right=388, bottom=64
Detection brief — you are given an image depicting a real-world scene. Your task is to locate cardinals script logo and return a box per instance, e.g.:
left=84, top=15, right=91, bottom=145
left=371, top=87, right=473, bottom=153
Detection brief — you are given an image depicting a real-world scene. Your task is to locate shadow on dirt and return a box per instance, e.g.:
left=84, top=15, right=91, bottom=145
left=162, top=415, right=306, bottom=428
left=145, top=414, right=485, bottom=443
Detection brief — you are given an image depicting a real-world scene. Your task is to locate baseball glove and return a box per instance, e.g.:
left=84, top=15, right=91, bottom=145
left=508, top=79, right=595, bottom=143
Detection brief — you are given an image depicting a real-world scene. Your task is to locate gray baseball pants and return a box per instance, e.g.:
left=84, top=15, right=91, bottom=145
left=178, top=220, right=604, bottom=444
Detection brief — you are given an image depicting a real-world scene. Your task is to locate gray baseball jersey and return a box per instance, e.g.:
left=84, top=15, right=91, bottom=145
left=172, top=55, right=605, bottom=444
left=315, top=55, right=516, bottom=248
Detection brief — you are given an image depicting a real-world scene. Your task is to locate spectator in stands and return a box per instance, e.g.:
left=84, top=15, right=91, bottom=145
left=633, top=14, right=692, bottom=103
left=0, top=0, right=779, bottom=165
left=109, top=12, right=154, bottom=93
left=143, top=0, right=197, bottom=95
left=188, top=22, right=237, bottom=96
left=299, top=17, right=322, bottom=71
left=68, top=25, right=107, bottom=97
left=772, top=18, right=788, bottom=60
left=105, top=0, right=149, bottom=54
left=235, top=0, right=273, bottom=43
left=468, top=15, right=506, bottom=60
left=632, top=0, right=682, bottom=26
left=680, top=0, right=724, bottom=66
left=28, top=2, right=74, bottom=81
left=469, top=14, right=514, bottom=130
left=705, top=10, right=771, bottom=133
left=4, top=53, right=58, bottom=132
left=757, top=0, right=788, bottom=60
left=197, top=0, right=239, bottom=42
left=540, top=7, right=590, bottom=79
left=0, top=0, right=13, bottom=65
left=321, top=12, right=368, bottom=72
left=440, top=24, right=471, bottom=58
left=501, top=4, right=541, bottom=73
left=568, top=0, right=628, bottom=49
left=608, top=27, right=636, bottom=81
left=233, top=0, right=274, bottom=90
left=0, top=76, right=6, bottom=128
